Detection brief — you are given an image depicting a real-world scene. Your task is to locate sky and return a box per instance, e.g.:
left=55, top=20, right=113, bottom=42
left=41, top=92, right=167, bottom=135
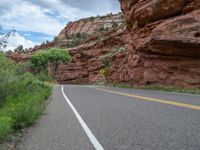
left=0, top=0, right=121, bottom=51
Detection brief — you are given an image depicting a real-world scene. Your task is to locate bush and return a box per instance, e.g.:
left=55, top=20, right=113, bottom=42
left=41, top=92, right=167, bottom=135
left=0, top=53, right=51, bottom=143
left=98, top=27, right=105, bottom=32
left=30, top=48, right=71, bottom=70
left=0, top=117, right=12, bottom=142
left=1, top=87, right=50, bottom=130
left=0, top=53, right=15, bottom=102
left=0, top=86, right=51, bottom=143
left=112, top=21, right=118, bottom=28
left=67, top=38, right=80, bottom=48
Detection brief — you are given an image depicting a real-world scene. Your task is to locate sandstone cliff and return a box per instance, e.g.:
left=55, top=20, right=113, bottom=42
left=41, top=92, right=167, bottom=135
left=55, top=28, right=128, bottom=84
left=107, top=0, right=200, bottom=88
left=9, top=1, right=200, bottom=88
left=56, top=13, right=124, bottom=48
left=9, top=13, right=128, bottom=84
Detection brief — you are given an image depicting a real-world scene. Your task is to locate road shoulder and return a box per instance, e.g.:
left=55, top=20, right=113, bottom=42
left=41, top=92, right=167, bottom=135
left=16, top=85, right=93, bottom=150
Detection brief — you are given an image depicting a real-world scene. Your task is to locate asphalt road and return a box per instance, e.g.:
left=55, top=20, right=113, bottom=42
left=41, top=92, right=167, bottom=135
left=17, top=85, right=200, bottom=150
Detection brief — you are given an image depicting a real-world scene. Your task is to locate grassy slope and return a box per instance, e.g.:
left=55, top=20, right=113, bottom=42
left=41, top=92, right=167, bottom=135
left=0, top=85, right=51, bottom=143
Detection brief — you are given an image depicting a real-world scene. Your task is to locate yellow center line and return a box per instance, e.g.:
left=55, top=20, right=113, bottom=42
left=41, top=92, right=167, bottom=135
left=90, top=87, right=200, bottom=111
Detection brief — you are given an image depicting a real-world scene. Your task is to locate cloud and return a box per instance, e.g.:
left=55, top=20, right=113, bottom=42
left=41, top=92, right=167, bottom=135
left=0, top=0, right=121, bottom=51
left=0, top=1, right=67, bottom=36
left=5, top=32, right=39, bottom=51
left=0, top=0, right=120, bottom=36
left=27, top=0, right=121, bottom=20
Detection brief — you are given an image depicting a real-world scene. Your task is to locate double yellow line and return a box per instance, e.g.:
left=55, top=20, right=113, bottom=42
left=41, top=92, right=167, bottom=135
left=91, top=87, right=200, bottom=111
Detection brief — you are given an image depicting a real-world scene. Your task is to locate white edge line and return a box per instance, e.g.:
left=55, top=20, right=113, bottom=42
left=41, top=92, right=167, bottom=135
left=61, top=85, right=104, bottom=150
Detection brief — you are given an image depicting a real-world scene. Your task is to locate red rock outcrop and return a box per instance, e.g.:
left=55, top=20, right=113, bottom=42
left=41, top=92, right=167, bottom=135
left=9, top=2, right=200, bottom=88
left=9, top=52, right=31, bottom=62
left=57, top=13, right=124, bottom=40
left=56, top=13, right=124, bottom=48
left=8, top=13, right=127, bottom=85
left=107, top=0, right=200, bottom=88
left=55, top=28, right=128, bottom=84
left=30, top=41, right=56, bottom=52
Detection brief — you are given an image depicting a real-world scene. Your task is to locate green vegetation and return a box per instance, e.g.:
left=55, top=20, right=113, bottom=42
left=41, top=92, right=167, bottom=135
left=0, top=52, right=51, bottom=142
left=67, top=33, right=88, bottom=48
left=54, top=36, right=59, bottom=43
left=109, top=83, right=132, bottom=89
left=0, top=26, right=15, bottom=50
left=142, top=85, right=200, bottom=95
left=99, top=47, right=125, bottom=60
left=30, top=48, right=71, bottom=82
left=14, top=45, right=24, bottom=52
left=67, top=38, right=81, bottom=48
left=106, top=83, right=200, bottom=95
left=112, top=21, right=118, bottom=28
left=89, top=16, right=95, bottom=21
left=31, top=48, right=70, bottom=69
left=97, top=27, right=109, bottom=32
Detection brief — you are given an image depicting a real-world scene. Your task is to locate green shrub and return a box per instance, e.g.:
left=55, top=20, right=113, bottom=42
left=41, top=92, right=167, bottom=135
left=3, top=98, right=39, bottom=129
left=0, top=53, right=52, bottom=143
left=98, top=27, right=105, bottom=32
left=0, top=53, right=15, bottom=102
left=30, top=48, right=71, bottom=71
left=67, top=38, right=81, bottom=48
left=2, top=87, right=50, bottom=129
left=112, top=21, right=118, bottom=28
left=0, top=117, right=12, bottom=142
left=66, top=33, right=88, bottom=48
left=0, top=86, right=51, bottom=142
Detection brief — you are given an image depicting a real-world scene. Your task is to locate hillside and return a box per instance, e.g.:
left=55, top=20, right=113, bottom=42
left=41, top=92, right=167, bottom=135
left=9, top=13, right=127, bottom=84
left=57, top=12, right=124, bottom=47
left=9, top=0, right=200, bottom=88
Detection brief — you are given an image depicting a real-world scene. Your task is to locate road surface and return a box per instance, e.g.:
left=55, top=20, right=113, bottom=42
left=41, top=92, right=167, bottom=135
left=17, top=85, right=200, bottom=150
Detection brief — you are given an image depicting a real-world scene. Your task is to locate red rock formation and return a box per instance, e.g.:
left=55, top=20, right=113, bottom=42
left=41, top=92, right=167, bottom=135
left=30, top=41, right=56, bottom=52
left=9, top=2, right=200, bottom=88
left=9, top=52, right=31, bottom=62
left=55, top=28, right=128, bottom=84
left=57, top=13, right=124, bottom=41
left=8, top=13, right=127, bottom=85
left=108, top=0, right=200, bottom=88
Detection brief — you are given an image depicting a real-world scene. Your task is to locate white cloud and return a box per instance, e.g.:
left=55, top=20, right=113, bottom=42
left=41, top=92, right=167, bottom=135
left=1, top=1, right=66, bottom=36
left=0, top=0, right=120, bottom=36
left=28, top=0, right=120, bottom=21
left=0, top=0, right=120, bottom=51
left=5, top=32, right=38, bottom=51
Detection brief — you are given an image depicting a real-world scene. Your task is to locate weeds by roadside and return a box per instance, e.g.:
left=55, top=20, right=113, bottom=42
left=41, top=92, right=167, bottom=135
left=142, top=85, right=200, bottom=95
left=101, top=82, right=200, bottom=95
left=0, top=53, right=52, bottom=143
left=0, top=86, right=51, bottom=143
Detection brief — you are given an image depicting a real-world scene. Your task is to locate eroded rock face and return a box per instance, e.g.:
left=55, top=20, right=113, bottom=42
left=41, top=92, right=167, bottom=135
left=8, top=13, right=127, bottom=85
left=55, top=28, right=128, bottom=84
left=57, top=13, right=124, bottom=42
left=120, top=0, right=197, bottom=29
left=9, top=52, right=31, bottom=62
left=9, top=2, right=200, bottom=88
left=108, top=0, right=200, bottom=88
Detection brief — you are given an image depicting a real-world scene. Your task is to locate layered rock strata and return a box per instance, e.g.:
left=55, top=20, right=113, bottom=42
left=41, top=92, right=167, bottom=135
left=108, top=0, right=200, bottom=88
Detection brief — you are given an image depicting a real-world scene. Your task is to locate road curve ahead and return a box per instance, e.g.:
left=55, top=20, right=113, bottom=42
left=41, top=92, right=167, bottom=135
left=17, top=85, right=200, bottom=150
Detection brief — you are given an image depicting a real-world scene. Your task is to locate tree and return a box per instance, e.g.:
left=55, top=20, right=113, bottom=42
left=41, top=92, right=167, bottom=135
left=54, top=36, right=59, bottom=43
left=0, top=25, right=15, bottom=51
left=98, top=27, right=105, bottom=32
left=14, top=45, right=24, bottom=52
left=30, top=48, right=71, bottom=83
left=112, top=21, right=118, bottom=28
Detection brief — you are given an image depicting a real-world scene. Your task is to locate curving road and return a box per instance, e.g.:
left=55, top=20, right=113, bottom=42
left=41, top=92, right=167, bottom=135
left=17, top=85, right=200, bottom=150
